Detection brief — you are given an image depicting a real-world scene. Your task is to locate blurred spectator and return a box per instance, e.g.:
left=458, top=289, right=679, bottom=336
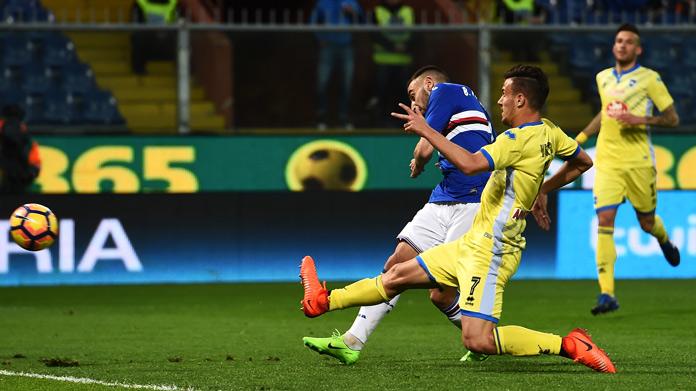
left=0, top=105, right=40, bottom=194
left=131, top=0, right=180, bottom=75
left=311, top=0, right=363, bottom=131
left=495, top=0, right=544, bottom=61
left=367, top=0, right=414, bottom=127
left=456, top=0, right=497, bottom=23
left=497, top=0, right=534, bottom=23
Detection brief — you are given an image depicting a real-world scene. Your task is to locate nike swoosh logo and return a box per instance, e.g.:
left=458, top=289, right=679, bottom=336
left=327, top=343, right=347, bottom=350
left=576, top=337, right=593, bottom=351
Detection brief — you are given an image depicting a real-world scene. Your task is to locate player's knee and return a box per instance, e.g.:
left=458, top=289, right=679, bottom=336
left=597, top=214, right=615, bottom=227
left=461, top=333, right=493, bottom=354
left=639, top=217, right=654, bottom=233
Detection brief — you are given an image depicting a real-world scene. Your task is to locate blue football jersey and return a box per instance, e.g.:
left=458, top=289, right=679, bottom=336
left=424, top=83, right=495, bottom=203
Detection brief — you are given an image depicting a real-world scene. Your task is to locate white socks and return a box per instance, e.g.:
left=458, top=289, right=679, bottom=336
left=344, top=295, right=401, bottom=350
left=343, top=293, right=463, bottom=351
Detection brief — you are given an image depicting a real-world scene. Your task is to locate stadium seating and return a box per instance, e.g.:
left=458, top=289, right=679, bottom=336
left=0, top=29, right=125, bottom=127
left=0, top=0, right=52, bottom=22
left=81, top=89, right=124, bottom=125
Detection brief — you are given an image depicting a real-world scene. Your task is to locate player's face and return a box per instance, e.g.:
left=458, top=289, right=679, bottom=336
left=613, top=31, right=642, bottom=66
left=407, top=78, right=430, bottom=114
left=497, top=79, right=516, bottom=126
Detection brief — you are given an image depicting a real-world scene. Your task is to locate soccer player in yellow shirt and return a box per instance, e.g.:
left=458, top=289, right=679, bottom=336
left=575, top=24, right=680, bottom=316
left=299, top=65, right=616, bottom=373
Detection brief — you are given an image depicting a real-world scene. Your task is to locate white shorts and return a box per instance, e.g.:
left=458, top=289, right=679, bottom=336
left=397, top=202, right=480, bottom=253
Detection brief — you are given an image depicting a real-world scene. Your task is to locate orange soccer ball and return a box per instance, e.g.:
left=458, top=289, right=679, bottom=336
left=9, top=203, right=59, bottom=251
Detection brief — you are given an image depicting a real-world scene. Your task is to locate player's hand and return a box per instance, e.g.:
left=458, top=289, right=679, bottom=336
left=532, top=192, right=551, bottom=231
left=391, top=103, right=429, bottom=137
left=615, top=112, right=645, bottom=126
left=410, top=158, right=424, bottom=178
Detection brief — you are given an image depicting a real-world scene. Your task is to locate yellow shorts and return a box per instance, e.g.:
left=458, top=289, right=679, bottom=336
left=417, top=239, right=521, bottom=323
left=593, top=166, right=657, bottom=214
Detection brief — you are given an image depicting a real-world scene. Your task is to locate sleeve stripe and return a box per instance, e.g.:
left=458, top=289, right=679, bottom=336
left=559, top=145, right=581, bottom=161
left=479, top=148, right=495, bottom=170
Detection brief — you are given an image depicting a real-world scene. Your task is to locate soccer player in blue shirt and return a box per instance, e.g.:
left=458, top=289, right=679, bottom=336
left=302, top=66, right=495, bottom=364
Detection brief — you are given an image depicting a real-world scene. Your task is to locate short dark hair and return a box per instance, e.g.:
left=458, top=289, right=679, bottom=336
left=503, top=65, right=549, bottom=111
left=408, top=65, right=449, bottom=85
left=616, top=23, right=640, bottom=38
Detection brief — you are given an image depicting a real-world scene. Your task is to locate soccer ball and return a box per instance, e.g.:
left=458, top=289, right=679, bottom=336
left=9, top=203, right=59, bottom=251
left=294, top=148, right=358, bottom=191
left=286, top=140, right=368, bottom=191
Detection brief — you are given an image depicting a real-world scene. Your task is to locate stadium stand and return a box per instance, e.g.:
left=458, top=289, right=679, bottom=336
left=0, top=0, right=126, bottom=129
left=41, top=0, right=226, bottom=133
left=0, top=0, right=225, bottom=133
left=0, top=0, right=692, bottom=132
left=0, top=31, right=126, bottom=128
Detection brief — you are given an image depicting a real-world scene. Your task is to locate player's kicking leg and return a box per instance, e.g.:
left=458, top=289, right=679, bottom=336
left=301, top=241, right=416, bottom=364
left=301, top=247, right=485, bottom=364
left=300, top=255, right=436, bottom=318
left=302, top=202, right=485, bottom=364
left=300, top=254, right=439, bottom=363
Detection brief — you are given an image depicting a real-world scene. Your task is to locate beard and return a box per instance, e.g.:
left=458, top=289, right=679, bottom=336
left=615, top=52, right=638, bottom=68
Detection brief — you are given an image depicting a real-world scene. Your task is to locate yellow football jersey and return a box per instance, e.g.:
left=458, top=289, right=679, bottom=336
left=469, top=119, right=580, bottom=253
left=596, top=65, right=673, bottom=169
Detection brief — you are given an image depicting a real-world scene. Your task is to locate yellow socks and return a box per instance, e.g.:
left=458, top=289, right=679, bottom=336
left=596, top=226, right=616, bottom=296
left=650, top=215, right=669, bottom=244
left=494, top=326, right=562, bottom=356
left=329, top=276, right=390, bottom=311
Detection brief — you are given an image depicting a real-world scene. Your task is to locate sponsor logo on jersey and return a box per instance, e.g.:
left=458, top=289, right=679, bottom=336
left=606, top=100, right=628, bottom=118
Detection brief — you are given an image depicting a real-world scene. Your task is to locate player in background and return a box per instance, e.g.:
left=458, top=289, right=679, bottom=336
left=302, top=66, right=495, bottom=364
left=299, top=65, right=617, bottom=373
left=574, top=24, right=680, bottom=315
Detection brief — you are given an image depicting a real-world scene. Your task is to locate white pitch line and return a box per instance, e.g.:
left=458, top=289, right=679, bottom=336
left=0, top=369, right=198, bottom=390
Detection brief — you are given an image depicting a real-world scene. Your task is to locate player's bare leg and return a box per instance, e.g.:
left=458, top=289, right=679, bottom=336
left=592, top=208, right=620, bottom=315
left=428, top=286, right=488, bottom=362
left=460, top=316, right=616, bottom=373
left=636, top=211, right=680, bottom=267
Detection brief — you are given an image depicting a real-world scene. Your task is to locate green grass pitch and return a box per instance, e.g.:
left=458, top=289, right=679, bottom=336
left=0, top=280, right=694, bottom=390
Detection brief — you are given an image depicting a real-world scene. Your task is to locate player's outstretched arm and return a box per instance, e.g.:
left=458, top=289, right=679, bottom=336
left=532, top=149, right=593, bottom=230
left=392, top=103, right=489, bottom=175
left=575, top=112, right=601, bottom=145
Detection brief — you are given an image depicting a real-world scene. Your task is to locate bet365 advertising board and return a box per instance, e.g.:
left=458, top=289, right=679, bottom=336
left=33, top=134, right=696, bottom=193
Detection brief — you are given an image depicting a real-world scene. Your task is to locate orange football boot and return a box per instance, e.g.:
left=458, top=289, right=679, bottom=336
left=299, top=256, right=329, bottom=318
left=563, top=328, right=616, bottom=373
